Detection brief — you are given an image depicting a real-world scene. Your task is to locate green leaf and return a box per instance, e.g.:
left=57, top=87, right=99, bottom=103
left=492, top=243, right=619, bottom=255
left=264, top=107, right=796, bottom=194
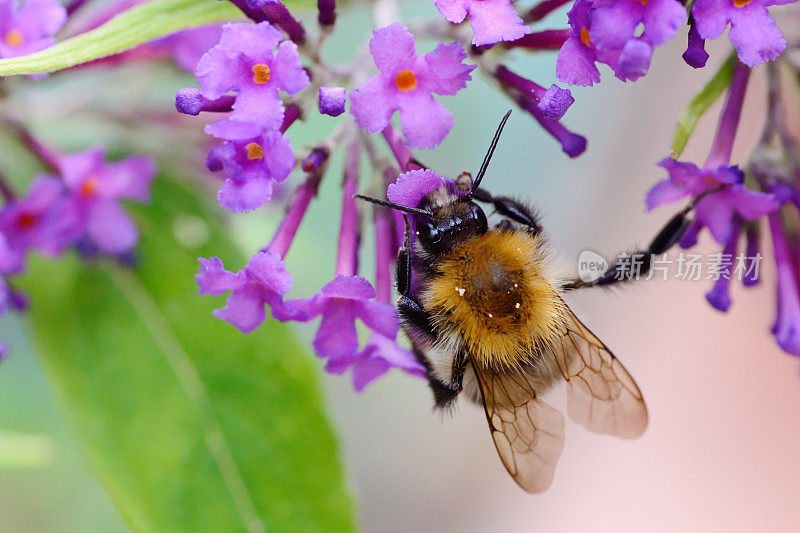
left=0, top=0, right=244, bottom=76
left=20, top=174, right=355, bottom=533
left=670, top=53, right=737, bottom=157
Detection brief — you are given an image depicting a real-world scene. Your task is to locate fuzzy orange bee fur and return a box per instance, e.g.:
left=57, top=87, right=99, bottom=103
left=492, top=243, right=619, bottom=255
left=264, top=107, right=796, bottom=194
left=420, top=229, right=566, bottom=371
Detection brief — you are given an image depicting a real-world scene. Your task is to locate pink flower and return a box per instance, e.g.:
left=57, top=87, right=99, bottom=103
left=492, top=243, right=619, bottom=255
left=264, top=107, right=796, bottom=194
left=349, top=23, right=475, bottom=149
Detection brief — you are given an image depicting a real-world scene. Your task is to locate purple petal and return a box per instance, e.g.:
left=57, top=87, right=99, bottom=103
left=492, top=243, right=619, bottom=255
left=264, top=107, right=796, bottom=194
left=465, top=0, right=531, bottom=46
left=261, top=131, right=294, bottom=182
left=196, top=257, right=247, bottom=295
left=387, top=169, right=449, bottom=208
left=589, top=3, right=640, bottom=51
left=349, top=75, right=398, bottom=134
left=313, top=301, right=359, bottom=358
left=728, top=5, right=786, bottom=67
left=204, top=118, right=265, bottom=141
left=163, top=25, right=223, bottom=72
left=421, top=42, right=475, bottom=96
left=351, top=356, right=391, bottom=391
left=218, top=174, right=274, bottom=212
left=364, top=333, right=426, bottom=376
left=85, top=200, right=138, bottom=254
left=695, top=192, right=736, bottom=244
left=434, top=0, right=469, bottom=24
left=642, top=0, right=686, bottom=47
left=196, top=48, right=250, bottom=99
left=228, top=84, right=285, bottom=131
left=355, top=300, right=400, bottom=339
left=730, top=185, right=780, bottom=220
left=556, top=37, right=601, bottom=87
left=369, top=23, right=417, bottom=74
left=98, top=156, right=157, bottom=202
left=616, top=39, right=652, bottom=80
left=244, top=251, right=292, bottom=296
left=59, top=146, right=105, bottom=190
left=320, top=275, right=375, bottom=300
left=214, top=283, right=267, bottom=332
left=645, top=179, right=689, bottom=210
left=398, top=92, right=454, bottom=149
left=16, top=0, right=66, bottom=36
left=217, top=21, right=282, bottom=60
left=692, top=0, right=730, bottom=40
left=271, top=41, right=310, bottom=94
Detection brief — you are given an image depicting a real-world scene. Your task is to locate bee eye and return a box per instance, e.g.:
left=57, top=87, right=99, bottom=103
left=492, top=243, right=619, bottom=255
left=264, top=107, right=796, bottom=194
left=418, top=222, right=440, bottom=244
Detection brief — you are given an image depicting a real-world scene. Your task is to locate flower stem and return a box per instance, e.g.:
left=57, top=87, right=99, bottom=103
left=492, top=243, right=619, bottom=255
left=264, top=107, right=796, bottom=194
left=381, top=126, right=424, bottom=172
left=705, top=62, right=750, bottom=168
left=5, top=120, right=61, bottom=172
left=503, top=29, right=570, bottom=51
left=263, top=173, right=322, bottom=258
left=335, top=141, right=361, bottom=277
left=524, top=0, right=572, bottom=23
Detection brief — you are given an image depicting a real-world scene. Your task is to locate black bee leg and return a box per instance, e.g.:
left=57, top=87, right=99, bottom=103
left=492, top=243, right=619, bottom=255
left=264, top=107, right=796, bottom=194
left=396, top=215, right=413, bottom=297
left=563, top=208, right=692, bottom=290
left=412, top=345, right=461, bottom=409
left=472, top=189, right=542, bottom=235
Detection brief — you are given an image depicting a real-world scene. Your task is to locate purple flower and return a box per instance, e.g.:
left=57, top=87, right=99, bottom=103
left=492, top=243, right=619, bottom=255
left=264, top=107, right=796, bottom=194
left=0, top=176, right=71, bottom=261
left=288, top=275, right=400, bottom=360
left=557, top=0, right=664, bottom=86
left=387, top=169, right=454, bottom=208
left=319, top=86, right=347, bottom=117
left=59, top=147, right=157, bottom=254
left=556, top=0, right=601, bottom=86
left=433, top=0, right=531, bottom=46
left=207, top=131, right=294, bottom=212
left=647, top=158, right=780, bottom=244
left=349, top=23, right=475, bottom=149
left=0, top=0, right=66, bottom=59
left=589, top=0, right=686, bottom=52
left=196, top=252, right=304, bottom=332
left=326, top=332, right=426, bottom=391
left=692, top=0, right=791, bottom=67
left=196, top=22, right=310, bottom=140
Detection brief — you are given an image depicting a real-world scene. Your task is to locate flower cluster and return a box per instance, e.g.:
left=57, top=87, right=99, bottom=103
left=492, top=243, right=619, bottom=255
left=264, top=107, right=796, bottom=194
left=553, top=0, right=793, bottom=86
left=0, top=141, right=156, bottom=357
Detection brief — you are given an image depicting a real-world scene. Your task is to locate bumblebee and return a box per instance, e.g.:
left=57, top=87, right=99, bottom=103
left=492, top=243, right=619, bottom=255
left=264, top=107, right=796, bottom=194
left=357, top=111, right=693, bottom=493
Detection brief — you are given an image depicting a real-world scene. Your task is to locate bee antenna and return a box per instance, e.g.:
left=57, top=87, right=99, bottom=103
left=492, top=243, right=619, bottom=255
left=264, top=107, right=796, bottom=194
left=470, top=109, right=512, bottom=196
left=354, top=194, right=434, bottom=217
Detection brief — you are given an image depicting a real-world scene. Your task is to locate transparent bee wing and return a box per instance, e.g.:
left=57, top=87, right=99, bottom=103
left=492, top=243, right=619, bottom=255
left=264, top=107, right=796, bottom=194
left=472, top=360, right=566, bottom=493
left=551, top=306, right=648, bottom=439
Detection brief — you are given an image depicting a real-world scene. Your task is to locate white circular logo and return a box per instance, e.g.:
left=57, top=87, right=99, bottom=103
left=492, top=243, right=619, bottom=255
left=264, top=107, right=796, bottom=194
left=577, top=250, right=609, bottom=282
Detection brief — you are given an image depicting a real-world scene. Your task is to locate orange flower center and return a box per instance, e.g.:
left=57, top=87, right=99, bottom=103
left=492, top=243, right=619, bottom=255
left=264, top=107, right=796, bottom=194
left=395, top=70, right=417, bottom=91
left=80, top=178, right=98, bottom=197
left=252, top=64, right=271, bottom=84
left=733, top=0, right=751, bottom=6
left=3, top=28, right=24, bottom=48
left=634, top=0, right=649, bottom=5
left=17, top=212, right=36, bottom=229
left=580, top=27, right=591, bottom=47
left=703, top=174, right=717, bottom=186
left=246, top=142, right=264, bottom=160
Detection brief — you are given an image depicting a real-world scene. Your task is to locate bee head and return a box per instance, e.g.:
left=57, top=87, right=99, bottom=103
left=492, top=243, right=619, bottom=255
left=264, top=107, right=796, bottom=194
left=414, top=199, right=487, bottom=254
